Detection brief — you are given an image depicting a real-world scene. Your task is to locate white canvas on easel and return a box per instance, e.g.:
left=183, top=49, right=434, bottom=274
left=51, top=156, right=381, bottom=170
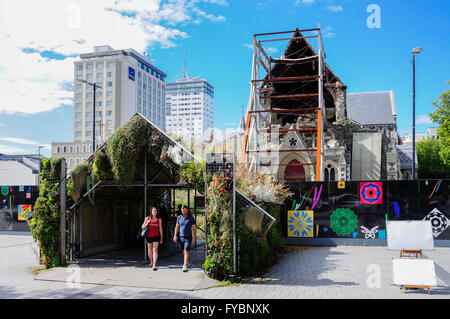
left=386, top=220, right=434, bottom=251
left=392, top=259, right=438, bottom=287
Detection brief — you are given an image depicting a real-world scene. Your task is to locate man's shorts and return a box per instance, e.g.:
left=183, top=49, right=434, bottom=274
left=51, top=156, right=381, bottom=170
left=178, top=236, right=192, bottom=251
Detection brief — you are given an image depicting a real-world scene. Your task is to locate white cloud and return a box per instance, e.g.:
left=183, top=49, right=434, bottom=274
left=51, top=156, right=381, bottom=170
left=243, top=43, right=253, bottom=49
left=295, top=0, right=316, bottom=5
left=325, top=5, right=343, bottom=12
left=0, top=143, right=28, bottom=154
left=0, top=0, right=226, bottom=115
left=416, top=115, right=433, bottom=125
left=323, top=26, right=337, bottom=38
left=0, top=137, right=51, bottom=149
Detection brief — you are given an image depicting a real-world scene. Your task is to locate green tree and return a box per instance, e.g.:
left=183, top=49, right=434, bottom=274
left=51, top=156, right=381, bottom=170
left=429, top=82, right=450, bottom=165
left=417, top=138, right=450, bottom=179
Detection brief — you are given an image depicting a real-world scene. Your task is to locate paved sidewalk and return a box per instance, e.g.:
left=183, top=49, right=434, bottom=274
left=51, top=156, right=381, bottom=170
left=1, top=233, right=449, bottom=299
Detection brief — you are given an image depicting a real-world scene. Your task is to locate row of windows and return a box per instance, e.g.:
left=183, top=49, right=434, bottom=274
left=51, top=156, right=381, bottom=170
left=56, top=144, right=92, bottom=153
left=76, top=62, right=114, bottom=71
left=76, top=110, right=113, bottom=118
left=75, top=120, right=113, bottom=128
left=75, top=130, right=113, bottom=137
left=74, top=80, right=113, bottom=91
left=137, top=61, right=165, bottom=81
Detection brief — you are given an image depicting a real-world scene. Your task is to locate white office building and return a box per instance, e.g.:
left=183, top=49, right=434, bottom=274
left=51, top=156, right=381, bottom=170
left=165, top=77, right=214, bottom=141
left=52, top=45, right=167, bottom=169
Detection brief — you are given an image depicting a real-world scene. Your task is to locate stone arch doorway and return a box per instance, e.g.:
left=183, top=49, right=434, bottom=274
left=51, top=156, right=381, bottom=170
left=284, top=159, right=306, bottom=182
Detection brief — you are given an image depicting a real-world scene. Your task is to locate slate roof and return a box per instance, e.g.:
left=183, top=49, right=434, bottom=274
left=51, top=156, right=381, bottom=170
left=346, top=91, right=396, bottom=125
left=396, top=144, right=415, bottom=169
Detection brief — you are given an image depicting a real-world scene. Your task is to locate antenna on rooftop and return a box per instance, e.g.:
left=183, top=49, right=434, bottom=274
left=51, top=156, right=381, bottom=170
left=175, top=50, right=190, bottom=81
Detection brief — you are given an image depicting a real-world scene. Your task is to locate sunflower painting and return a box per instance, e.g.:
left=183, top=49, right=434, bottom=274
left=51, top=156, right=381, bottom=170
left=288, top=210, right=314, bottom=237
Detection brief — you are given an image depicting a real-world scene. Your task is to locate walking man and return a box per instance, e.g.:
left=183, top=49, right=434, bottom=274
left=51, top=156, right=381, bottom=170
left=173, top=204, right=197, bottom=272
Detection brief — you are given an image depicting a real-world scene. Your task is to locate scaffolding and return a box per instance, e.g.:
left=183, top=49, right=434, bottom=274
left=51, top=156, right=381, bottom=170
left=242, top=25, right=326, bottom=181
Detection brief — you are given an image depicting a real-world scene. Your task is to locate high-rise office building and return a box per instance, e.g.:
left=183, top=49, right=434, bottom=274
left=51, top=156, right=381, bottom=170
left=165, top=77, right=214, bottom=141
left=52, top=46, right=167, bottom=169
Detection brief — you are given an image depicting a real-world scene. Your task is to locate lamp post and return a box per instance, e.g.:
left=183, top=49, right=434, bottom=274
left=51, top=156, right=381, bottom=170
left=411, top=47, right=422, bottom=180
left=77, top=79, right=102, bottom=153
left=37, top=145, right=43, bottom=186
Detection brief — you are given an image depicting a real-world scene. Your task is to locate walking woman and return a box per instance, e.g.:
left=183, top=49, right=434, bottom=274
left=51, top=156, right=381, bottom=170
left=141, top=207, right=163, bottom=270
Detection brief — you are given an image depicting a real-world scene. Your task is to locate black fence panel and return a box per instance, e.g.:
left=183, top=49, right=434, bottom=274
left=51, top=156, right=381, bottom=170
left=0, top=185, right=39, bottom=231
left=283, top=180, right=450, bottom=242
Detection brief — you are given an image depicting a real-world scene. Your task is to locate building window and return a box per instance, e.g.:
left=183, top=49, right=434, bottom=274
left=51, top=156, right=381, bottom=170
left=106, top=101, right=113, bottom=107
left=76, top=103, right=82, bottom=109
left=86, top=131, right=91, bottom=136
left=107, top=72, right=112, bottom=78
left=106, top=120, right=112, bottom=126
left=87, top=64, right=93, bottom=70
left=96, top=73, right=103, bottom=79
left=57, top=147, right=61, bottom=153
left=76, top=64, right=83, bottom=71
left=107, top=81, right=113, bottom=87
left=106, top=110, right=112, bottom=116
left=86, top=111, right=92, bottom=117
left=76, top=93, right=82, bottom=99
left=107, top=62, right=113, bottom=69
left=76, top=112, right=82, bottom=118
left=324, top=164, right=337, bottom=182
left=76, top=121, right=81, bottom=128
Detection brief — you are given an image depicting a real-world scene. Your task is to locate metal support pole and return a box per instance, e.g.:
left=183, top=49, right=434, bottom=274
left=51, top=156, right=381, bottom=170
left=232, top=154, right=237, bottom=274
left=93, top=85, right=96, bottom=152
left=60, top=159, right=67, bottom=266
left=144, top=149, right=147, bottom=261
left=412, top=54, right=416, bottom=181
left=316, top=24, right=324, bottom=181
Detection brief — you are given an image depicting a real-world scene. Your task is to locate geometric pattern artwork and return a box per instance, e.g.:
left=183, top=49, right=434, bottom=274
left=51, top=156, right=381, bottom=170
left=18, top=205, right=32, bottom=221
left=338, top=181, right=345, bottom=189
left=360, top=225, right=379, bottom=239
left=1, top=187, right=10, bottom=196
left=287, top=210, right=314, bottom=238
left=423, top=208, right=449, bottom=238
left=330, top=208, right=358, bottom=236
left=359, top=182, right=383, bottom=205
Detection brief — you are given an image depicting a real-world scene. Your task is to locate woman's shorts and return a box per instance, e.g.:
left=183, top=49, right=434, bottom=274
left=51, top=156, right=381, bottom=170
left=177, top=236, right=192, bottom=251
left=146, top=236, right=161, bottom=244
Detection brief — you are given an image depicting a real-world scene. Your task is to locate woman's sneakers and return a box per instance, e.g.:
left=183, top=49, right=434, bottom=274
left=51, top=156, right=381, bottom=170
left=182, top=264, right=188, bottom=272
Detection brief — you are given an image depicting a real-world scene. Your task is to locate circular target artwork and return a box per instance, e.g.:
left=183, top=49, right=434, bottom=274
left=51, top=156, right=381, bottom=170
left=330, top=208, right=358, bottom=236
left=359, top=182, right=383, bottom=205
left=424, top=208, right=449, bottom=238
left=1, top=187, right=10, bottom=196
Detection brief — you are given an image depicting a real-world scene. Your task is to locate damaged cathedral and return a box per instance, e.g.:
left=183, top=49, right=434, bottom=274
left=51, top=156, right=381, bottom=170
left=239, top=27, right=411, bottom=183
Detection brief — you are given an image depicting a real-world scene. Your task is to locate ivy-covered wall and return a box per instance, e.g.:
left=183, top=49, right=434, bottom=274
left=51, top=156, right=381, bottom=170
left=28, top=158, right=63, bottom=268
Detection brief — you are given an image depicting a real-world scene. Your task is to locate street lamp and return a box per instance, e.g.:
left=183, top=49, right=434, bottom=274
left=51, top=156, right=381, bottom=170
left=37, top=145, right=43, bottom=186
left=77, top=79, right=102, bottom=153
left=411, top=47, right=422, bottom=180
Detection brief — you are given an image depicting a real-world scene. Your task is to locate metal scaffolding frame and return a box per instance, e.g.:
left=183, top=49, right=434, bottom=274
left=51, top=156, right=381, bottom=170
left=242, top=25, right=326, bottom=181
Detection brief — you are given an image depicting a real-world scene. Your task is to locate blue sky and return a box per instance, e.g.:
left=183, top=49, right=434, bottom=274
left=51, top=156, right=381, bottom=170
left=0, top=0, right=449, bottom=157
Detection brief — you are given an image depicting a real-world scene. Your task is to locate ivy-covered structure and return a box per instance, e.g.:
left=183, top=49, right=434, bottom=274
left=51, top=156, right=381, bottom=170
left=65, top=114, right=200, bottom=258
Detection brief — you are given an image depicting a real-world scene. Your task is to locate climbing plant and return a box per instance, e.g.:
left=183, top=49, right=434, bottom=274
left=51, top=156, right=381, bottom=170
left=203, top=174, right=234, bottom=281
left=28, top=158, right=63, bottom=268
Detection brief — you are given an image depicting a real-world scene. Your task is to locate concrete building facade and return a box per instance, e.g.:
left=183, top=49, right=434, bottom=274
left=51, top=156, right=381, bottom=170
left=52, top=46, right=167, bottom=169
left=165, top=77, right=214, bottom=141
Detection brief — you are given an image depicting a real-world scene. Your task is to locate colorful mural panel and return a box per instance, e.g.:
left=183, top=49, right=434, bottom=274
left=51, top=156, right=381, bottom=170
left=287, top=210, right=314, bottom=238
left=359, top=182, right=383, bottom=205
